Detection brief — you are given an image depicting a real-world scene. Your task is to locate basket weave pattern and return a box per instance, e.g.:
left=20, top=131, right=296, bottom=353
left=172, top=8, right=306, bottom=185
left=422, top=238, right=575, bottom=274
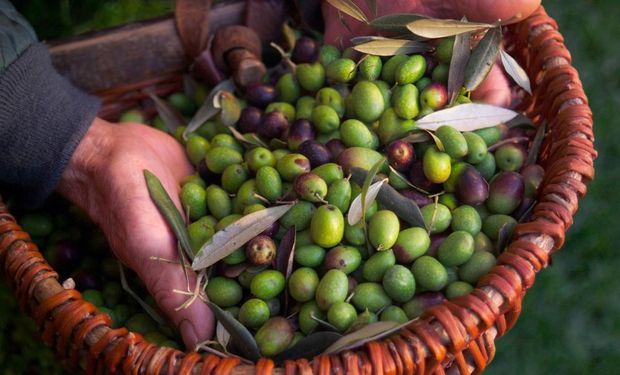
left=0, top=6, right=596, bottom=374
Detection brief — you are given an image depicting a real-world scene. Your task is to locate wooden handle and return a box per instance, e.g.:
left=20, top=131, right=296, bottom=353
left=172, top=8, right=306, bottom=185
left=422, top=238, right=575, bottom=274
left=212, top=25, right=265, bottom=87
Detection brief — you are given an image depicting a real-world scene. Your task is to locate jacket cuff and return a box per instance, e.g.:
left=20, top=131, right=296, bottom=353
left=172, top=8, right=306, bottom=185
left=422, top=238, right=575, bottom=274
left=0, top=43, right=101, bottom=207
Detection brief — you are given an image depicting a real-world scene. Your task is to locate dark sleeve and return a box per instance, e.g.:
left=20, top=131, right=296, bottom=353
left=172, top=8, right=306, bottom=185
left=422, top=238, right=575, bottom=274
left=0, top=0, right=101, bottom=207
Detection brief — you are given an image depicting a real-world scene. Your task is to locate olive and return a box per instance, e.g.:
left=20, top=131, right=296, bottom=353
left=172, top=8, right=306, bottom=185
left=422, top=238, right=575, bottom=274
left=377, top=107, right=416, bottom=144
left=298, top=140, right=333, bottom=168
left=288, top=119, right=316, bottom=151
left=435, top=125, right=468, bottom=159
left=276, top=153, right=311, bottom=181
left=311, top=205, right=345, bottom=248
left=276, top=72, right=301, bottom=103
left=292, top=36, right=319, bottom=63
left=423, top=147, right=452, bottom=184
left=255, top=166, right=283, bottom=202
left=294, top=172, right=328, bottom=202
left=280, top=201, right=316, bottom=230
left=312, top=163, right=344, bottom=186
left=326, top=139, right=346, bottom=159
left=521, top=164, right=545, bottom=198
left=394, top=54, right=426, bottom=85
left=288, top=267, right=320, bottom=302
left=258, top=111, right=289, bottom=140
left=255, top=317, right=294, bottom=357
left=392, top=227, right=430, bottom=263
left=319, top=44, right=341, bottom=67
left=238, top=106, right=263, bottom=134
left=315, top=87, right=345, bottom=118
left=392, top=84, right=420, bottom=119
left=245, top=83, right=277, bottom=108
left=411, top=256, right=448, bottom=291
left=340, top=119, right=377, bottom=149
left=458, top=251, right=496, bottom=284
left=296, top=95, right=316, bottom=120
left=487, top=171, right=524, bottom=214
left=368, top=210, right=400, bottom=250
left=431, top=63, right=449, bottom=83
left=315, top=269, right=349, bottom=310
left=350, top=81, right=385, bottom=123
left=400, top=188, right=433, bottom=207
left=381, top=54, right=409, bottom=83
left=245, top=146, right=276, bottom=172
left=358, top=55, right=383, bottom=81
left=246, top=235, right=277, bottom=266
left=420, top=82, right=448, bottom=110
left=311, top=104, right=340, bottom=134
left=456, top=166, right=489, bottom=206
left=297, top=63, right=326, bottom=92
left=435, top=38, right=454, bottom=64
left=324, top=245, right=362, bottom=274
left=420, top=203, right=452, bottom=234
left=495, top=144, right=526, bottom=172
left=402, top=291, right=445, bottom=319
left=265, top=101, right=296, bottom=122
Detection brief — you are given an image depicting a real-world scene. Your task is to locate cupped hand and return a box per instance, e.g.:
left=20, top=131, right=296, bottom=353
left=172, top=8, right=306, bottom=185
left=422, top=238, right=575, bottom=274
left=322, top=0, right=541, bottom=106
left=58, top=118, right=213, bottom=349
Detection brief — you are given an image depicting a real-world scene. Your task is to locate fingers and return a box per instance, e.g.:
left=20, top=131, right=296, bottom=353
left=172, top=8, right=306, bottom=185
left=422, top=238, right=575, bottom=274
left=448, top=0, right=541, bottom=25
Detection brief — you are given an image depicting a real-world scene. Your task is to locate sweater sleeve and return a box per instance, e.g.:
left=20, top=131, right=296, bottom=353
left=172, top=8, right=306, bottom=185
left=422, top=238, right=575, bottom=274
left=0, top=0, right=101, bottom=207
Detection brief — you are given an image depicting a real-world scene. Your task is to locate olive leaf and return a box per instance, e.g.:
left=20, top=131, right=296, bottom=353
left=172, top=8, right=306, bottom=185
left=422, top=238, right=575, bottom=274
left=496, top=222, right=515, bottom=254
left=184, top=79, right=235, bottom=140
left=388, top=166, right=430, bottom=195
left=222, top=263, right=249, bottom=278
left=352, top=39, right=431, bottom=56
left=118, top=262, right=166, bottom=325
left=207, top=301, right=261, bottom=362
left=406, top=18, right=493, bottom=39
left=347, top=157, right=385, bottom=225
left=217, top=91, right=241, bottom=127
left=398, top=131, right=431, bottom=144
left=350, top=35, right=391, bottom=45
left=368, top=13, right=428, bottom=34
left=146, top=92, right=185, bottom=133
left=216, top=321, right=231, bottom=349
left=527, top=121, right=546, bottom=166
left=350, top=168, right=425, bottom=227
left=416, top=103, right=519, bottom=131
left=310, top=314, right=340, bottom=332
left=144, top=170, right=194, bottom=260
left=192, top=204, right=294, bottom=270
left=500, top=49, right=532, bottom=94
left=463, top=27, right=501, bottom=91
left=448, top=18, right=472, bottom=104
left=326, top=0, right=369, bottom=23
left=364, top=0, right=377, bottom=17
left=324, top=321, right=399, bottom=354
left=421, top=129, right=445, bottom=152
left=505, top=113, right=536, bottom=129
left=229, top=127, right=268, bottom=148
left=275, top=226, right=297, bottom=280
left=274, top=331, right=342, bottom=362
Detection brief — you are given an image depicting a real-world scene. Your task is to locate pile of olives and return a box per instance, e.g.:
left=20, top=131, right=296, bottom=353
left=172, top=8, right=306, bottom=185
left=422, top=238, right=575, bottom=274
left=13, top=33, right=544, bottom=359
left=170, top=35, right=544, bottom=357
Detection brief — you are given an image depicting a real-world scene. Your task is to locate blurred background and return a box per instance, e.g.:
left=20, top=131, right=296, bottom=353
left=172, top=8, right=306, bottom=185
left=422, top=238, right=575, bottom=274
left=1, top=0, right=618, bottom=374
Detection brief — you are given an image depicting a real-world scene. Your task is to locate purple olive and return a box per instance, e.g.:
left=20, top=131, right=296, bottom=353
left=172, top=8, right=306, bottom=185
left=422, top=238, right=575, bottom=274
left=238, top=106, right=263, bottom=134
left=246, top=235, right=277, bottom=266
left=245, top=83, right=277, bottom=108
left=258, top=111, right=289, bottom=140
left=427, top=233, right=448, bottom=257
left=326, top=139, right=346, bottom=159
left=487, top=171, right=524, bottom=214
left=409, top=160, right=437, bottom=192
left=262, top=221, right=280, bottom=238
left=291, top=36, right=319, bottom=64
left=456, top=166, right=489, bottom=206
left=420, top=82, right=448, bottom=110
left=400, top=189, right=433, bottom=207
left=298, top=140, right=332, bottom=167
left=288, top=119, right=316, bottom=151
left=423, top=54, right=436, bottom=75
left=387, top=140, right=415, bottom=172
left=197, top=158, right=222, bottom=185
left=521, top=164, right=545, bottom=198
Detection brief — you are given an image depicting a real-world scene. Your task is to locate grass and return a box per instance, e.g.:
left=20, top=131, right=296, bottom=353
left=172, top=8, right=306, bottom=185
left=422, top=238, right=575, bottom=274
left=2, top=1, right=620, bottom=374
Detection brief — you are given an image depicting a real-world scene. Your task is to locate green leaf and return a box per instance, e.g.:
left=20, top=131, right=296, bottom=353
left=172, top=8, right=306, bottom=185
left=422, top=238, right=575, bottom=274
left=406, top=18, right=493, bottom=38
left=324, top=321, right=399, bottom=354
left=416, top=103, right=519, bottom=131
left=350, top=168, right=425, bottom=227
left=463, top=27, right=501, bottom=91
left=192, top=204, right=294, bottom=270
left=326, top=0, right=369, bottom=23
left=500, top=49, right=532, bottom=94
left=184, top=79, right=235, bottom=140
left=144, top=170, right=193, bottom=260
left=352, top=38, right=431, bottom=56
left=448, top=18, right=472, bottom=104
left=310, top=314, right=340, bottom=332
left=368, top=13, right=427, bottom=33
left=229, top=127, right=268, bottom=149
left=146, top=92, right=185, bottom=132
left=118, top=262, right=166, bottom=325
left=274, top=331, right=342, bottom=362
left=207, top=301, right=261, bottom=362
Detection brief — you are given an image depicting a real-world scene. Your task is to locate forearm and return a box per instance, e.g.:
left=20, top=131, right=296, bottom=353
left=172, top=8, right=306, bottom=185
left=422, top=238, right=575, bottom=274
left=0, top=1, right=100, bottom=207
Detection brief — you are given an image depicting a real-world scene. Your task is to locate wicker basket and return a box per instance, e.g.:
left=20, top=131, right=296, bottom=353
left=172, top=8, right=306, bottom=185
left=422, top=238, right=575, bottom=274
left=0, top=2, right=596, bottom=374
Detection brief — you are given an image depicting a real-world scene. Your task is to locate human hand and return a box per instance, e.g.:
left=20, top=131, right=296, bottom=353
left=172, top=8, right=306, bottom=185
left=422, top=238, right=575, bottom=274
left=58, top=118, right=213, bottom=348
left=322, top=0, right=541, bottom=106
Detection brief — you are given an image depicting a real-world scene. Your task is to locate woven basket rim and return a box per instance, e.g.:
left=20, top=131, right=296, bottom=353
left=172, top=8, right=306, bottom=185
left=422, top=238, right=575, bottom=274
left=0, top=5, right=596, bottom=375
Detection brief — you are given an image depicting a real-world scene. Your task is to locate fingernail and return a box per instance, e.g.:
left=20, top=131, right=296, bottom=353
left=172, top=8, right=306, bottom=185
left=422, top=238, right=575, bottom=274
left=179, top=319, right=200, bottom=349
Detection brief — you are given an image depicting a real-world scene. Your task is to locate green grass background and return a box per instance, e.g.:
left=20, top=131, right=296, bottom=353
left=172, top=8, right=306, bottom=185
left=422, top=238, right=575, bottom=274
left=1, top=0, right=619, bottom=373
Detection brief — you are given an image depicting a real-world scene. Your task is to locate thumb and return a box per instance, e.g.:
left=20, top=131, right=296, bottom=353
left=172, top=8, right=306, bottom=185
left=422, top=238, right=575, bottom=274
left=135, top=252, right=215, bottom=349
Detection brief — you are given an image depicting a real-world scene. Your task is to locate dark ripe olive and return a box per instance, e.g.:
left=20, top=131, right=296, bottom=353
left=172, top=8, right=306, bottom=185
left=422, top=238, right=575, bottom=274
left=423, top=54, right=436, bottom=75
left=246, top=235, right=277, bottom=266
left=238, top=106, right=263, bottom=134
left=258, top=111, right=289, bottom=140
left=456, top=166, right=489, bottom=206
left=420, top=82, right=448, bottom=110
left=292, top=36, right=319, bottom=64
left=387, top=140, right=415, bottom=172
left=426, top=233, right=448, bottom=257
left=49, top=240, right=82, bottom=273
left=487, top=171, right=524, bottom=214
left=521, top=164, right=545, bottom=198
left=298, top=140, right=332, bottom=168
left=400, top=189, right=433, bottom=207
left=288, top=119, right=317, bottom=151
left=409, top=160, right=437, bottom=192
left=245, top=83, right=277, bottom=108
left=326, top=139, right=346, bottom=159
left=73, top=268, right=101, bottom=290
left=197, top=158, right=222, bottom=185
